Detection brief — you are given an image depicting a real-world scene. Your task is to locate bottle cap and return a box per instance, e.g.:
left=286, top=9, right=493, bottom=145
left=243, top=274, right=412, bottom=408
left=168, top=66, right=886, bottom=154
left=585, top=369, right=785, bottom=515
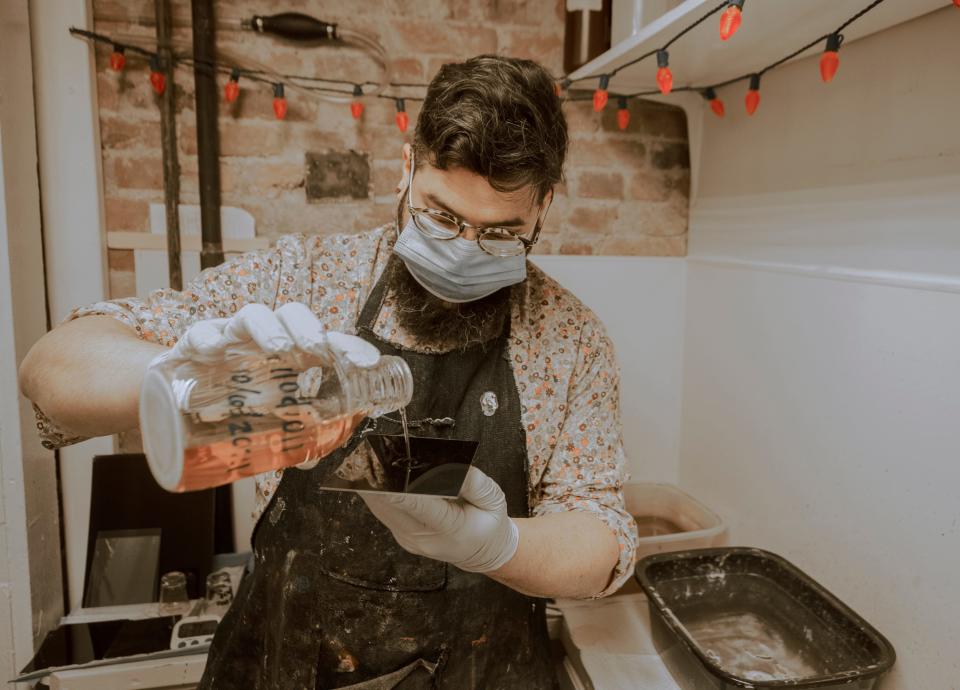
left=140, top=367, right=186, bottom=491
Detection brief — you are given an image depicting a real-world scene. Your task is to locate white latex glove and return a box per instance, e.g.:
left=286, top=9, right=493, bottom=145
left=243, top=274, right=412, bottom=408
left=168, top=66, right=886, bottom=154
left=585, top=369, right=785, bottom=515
left=158, top=302, right=380, bottom=368
left=360, top=466, right=520, bottom=573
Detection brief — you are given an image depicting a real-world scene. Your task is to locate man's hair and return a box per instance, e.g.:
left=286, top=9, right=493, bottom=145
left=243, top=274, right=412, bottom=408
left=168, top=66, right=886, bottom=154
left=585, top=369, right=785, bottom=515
left=413, top=55, right=568, bottom=204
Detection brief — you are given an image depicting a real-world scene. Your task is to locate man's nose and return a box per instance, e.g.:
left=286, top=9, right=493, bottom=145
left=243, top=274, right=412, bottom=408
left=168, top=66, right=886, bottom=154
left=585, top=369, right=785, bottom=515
left=460, top=225, right=480, bottom=241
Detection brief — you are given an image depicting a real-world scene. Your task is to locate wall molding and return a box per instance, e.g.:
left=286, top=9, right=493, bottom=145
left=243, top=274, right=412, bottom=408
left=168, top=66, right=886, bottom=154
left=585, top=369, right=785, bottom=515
left=688, top=255, right=960, bottom=295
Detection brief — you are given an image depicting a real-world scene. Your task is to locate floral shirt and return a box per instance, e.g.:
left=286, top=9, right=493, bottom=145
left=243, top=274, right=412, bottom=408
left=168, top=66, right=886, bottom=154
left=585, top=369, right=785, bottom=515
left=36, top=224, right=638, bottom=597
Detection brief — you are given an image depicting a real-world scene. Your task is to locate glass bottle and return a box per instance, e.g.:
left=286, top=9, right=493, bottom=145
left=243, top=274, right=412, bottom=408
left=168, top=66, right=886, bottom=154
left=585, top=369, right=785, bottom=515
left=139, top=345, right=412, bottom=492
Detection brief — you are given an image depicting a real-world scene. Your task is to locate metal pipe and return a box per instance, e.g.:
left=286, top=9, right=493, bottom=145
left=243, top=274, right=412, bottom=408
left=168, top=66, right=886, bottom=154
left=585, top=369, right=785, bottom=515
left=191, top=0, right=224, bottom=269
left=155, top=0, right=182, bottom=290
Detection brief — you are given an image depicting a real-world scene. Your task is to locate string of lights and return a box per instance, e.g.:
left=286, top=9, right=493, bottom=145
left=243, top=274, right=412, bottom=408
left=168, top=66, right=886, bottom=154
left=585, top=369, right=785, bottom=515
left=70, top=0, right=956, bottom=132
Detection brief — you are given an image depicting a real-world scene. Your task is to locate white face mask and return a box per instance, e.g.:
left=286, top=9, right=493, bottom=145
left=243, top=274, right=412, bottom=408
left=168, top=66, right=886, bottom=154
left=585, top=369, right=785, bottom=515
left=394, top=218, right=527, bottom=303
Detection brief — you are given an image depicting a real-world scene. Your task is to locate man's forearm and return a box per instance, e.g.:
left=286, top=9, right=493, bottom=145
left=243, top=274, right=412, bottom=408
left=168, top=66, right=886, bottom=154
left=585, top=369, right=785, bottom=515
left=487, top=511, right=620, bottom=599
left=19, top=316, right=166, bottom=438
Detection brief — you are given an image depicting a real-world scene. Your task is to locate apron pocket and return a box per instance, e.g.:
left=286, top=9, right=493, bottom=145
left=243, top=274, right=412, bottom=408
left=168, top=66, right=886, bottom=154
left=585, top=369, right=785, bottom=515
left=316, top=491, right=447, bottom=592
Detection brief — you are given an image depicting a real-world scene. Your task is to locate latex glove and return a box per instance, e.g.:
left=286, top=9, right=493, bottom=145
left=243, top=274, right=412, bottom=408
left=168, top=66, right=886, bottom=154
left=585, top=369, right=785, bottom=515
left=361, top=466, right=519, bottom=573
left=156, top=302, right=380, bottom=367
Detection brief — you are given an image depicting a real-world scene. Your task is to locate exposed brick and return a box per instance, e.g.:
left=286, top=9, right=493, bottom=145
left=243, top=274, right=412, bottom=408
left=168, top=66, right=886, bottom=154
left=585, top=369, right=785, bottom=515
left=100, top=115, right=158, bottom=150
left=107, top=248, right=135, bottom=271
left=104, top=197, right=150, bottom=232
left=389, top=58, right=425, bottom=82
left=450, top=0, right=564, bottom=25
left=568, top=137, right=647, bottom=168
left=575, top=171, right=624, bottom=200
left=92, top=0, right=688, bottom=264
left=598, top=235, right=686, bottom=256
left=628, top=173, right=670, bottom=202
left=391, top=21, right=498, bottom=56
left=107, top=154, right=164, bottom=190
left=372, top=160, right=405, bottom=197
left=562, top=98, right=605, bottom=137
left=650, top=141, right=690, bottom=169
left=616, top=201, right=688, bottom=237
left=179, top=120, right=287, bottom=158
left=559, top=240, right=595, bottom=256
left=565, top=203, right=618, bottom=234
left=498, top=29, right=564, bottom=73
left=601, top=100, right=689, bottom=139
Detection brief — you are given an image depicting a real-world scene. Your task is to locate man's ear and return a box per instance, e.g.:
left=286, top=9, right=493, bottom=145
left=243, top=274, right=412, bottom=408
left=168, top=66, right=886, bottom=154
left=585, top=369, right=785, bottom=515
left=396, top=143, right=413, bottom=196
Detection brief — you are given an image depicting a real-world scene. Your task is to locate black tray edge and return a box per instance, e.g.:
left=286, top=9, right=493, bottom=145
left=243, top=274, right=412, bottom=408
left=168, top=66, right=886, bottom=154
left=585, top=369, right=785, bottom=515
left=634, top=546, right=897, bottom=689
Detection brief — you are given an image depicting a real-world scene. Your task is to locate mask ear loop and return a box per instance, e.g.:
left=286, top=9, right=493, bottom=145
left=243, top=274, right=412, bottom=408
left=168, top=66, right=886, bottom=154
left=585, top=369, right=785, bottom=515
left=526, top=192, right=554, bottom=254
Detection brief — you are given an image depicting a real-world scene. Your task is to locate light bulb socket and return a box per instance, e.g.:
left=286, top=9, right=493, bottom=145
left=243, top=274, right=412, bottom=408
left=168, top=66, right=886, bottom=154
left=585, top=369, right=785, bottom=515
left=561, top=78, right=572, bottom=90
left=229, top=68, right=240, bottom=82
left=617, top=96, right=628, bottom=109
left=727, top=0, right=745, bottom=9
left=749, top=73, right=761, bottom=90
left=395, top=98, right=406, bottom=112
left=702, top=87, right=718, bottom=101
left=657, top=50, right=669, bottom=68
left=825, top=33, right=842, bottom=52
left=273, top=82, right=284, bottom=98
left=113, top=44, right=125, bottom=55
left=352, top=84, right=363, bottom=97
left=598, top=74, right=610, bottom=90
left=149, top=54, right=161, bottom=72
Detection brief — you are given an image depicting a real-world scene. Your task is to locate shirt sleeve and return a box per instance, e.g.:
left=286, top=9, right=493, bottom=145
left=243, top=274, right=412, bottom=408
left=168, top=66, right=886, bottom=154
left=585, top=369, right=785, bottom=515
left=530, top=316, right=639, bottom=598
left=33, top=242, right=287, bottom=450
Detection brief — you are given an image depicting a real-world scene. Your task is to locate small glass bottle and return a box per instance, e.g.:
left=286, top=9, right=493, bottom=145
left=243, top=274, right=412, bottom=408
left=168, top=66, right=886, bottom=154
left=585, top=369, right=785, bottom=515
left=139, top=345, right=412, bottom=492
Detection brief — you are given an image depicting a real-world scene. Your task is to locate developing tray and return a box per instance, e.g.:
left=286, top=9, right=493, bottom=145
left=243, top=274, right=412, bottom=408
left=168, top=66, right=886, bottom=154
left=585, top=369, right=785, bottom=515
left=635, top=547, right=895, bottom=689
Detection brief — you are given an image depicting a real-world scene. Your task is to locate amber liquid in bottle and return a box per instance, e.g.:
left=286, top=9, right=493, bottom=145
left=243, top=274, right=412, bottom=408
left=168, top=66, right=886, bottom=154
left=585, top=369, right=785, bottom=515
left=176, top=411, right=363, bottom=492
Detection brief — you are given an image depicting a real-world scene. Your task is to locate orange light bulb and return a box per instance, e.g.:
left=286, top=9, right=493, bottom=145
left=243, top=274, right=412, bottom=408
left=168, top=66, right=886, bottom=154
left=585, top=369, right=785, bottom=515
left=720, top=1, right=744, bottom=41
left=350, top=84, right=364, bottom=120
left=109, top=47, right=125, bottom=72
left=616, top=97, right=630, bottom=130
left=655, top=50, right=673, bottom=95
left=745, top=74, right=761, bottom=115
left=148, top=56, right=165, bottom=95
left=224, top=70, right=240, bottom=103
left=593, top=75, right=610, bottom=112
left=820, top=34, right=842, bottom=83
left=395, top=99, right=408, bottom=133
left=703, top=88, right=725, bottom=118
left=272, top=83, right=287, bottom=120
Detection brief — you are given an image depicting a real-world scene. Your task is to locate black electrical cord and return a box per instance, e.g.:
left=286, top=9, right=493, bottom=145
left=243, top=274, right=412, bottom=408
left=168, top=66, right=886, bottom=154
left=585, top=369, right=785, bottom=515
left=70, top=0, right=907, bottom=109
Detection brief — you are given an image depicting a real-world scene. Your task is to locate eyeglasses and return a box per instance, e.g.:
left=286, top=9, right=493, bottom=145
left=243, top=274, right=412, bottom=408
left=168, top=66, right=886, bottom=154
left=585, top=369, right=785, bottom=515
left=404, top=154, right=551, bottom=257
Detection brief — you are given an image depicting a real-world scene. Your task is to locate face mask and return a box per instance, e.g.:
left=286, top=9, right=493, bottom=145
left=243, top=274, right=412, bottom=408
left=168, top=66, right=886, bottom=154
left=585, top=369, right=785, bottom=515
left=393, top=218, right=527, bottom=303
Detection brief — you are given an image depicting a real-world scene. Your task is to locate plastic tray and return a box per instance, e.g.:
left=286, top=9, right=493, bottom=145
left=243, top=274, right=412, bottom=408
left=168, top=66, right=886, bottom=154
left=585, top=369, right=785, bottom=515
left=635, top=548, right=895, bottom=689
left=626, top=483, right=726, bottom=560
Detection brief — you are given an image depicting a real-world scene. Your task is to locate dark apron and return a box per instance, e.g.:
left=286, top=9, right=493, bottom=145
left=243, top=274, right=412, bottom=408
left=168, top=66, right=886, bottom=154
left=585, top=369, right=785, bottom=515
left=199, top=261, right=557, bottom=689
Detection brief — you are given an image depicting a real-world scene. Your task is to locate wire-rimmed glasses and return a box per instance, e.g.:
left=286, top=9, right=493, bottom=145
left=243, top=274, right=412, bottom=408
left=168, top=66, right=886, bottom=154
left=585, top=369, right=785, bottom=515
left=404, top=154, right=550, bottom=257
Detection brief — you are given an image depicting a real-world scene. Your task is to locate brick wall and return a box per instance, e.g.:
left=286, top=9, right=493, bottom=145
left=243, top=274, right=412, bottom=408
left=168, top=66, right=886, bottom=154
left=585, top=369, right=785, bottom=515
left=92, top=0, right=690, bottom=299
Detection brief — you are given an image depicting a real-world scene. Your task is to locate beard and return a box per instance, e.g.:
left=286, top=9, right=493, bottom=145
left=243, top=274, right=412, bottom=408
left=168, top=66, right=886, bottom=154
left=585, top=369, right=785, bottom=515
left=384, top=254, right=512, bottom=352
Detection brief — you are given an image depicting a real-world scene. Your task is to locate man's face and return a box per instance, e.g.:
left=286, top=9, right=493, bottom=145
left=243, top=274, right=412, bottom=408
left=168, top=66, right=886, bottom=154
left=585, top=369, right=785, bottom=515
left=395, top=143, right=548, bottom=245
left=388, top=144, right=548, bottom=351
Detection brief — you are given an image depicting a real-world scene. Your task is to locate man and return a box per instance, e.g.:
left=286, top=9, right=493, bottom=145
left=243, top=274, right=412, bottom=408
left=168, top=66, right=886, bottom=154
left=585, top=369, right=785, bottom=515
left=20, top=55, right=638, bottom=689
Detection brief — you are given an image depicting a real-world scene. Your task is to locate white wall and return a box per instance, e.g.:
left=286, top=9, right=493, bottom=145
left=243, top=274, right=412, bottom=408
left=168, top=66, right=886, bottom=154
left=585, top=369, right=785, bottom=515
left=679, top=7, right=960, bottom=688
left=30, top=0, right=115, bottom=613
left=532, top=256, right=685, bottom=483
left=0, top=1, right=65, bottom=682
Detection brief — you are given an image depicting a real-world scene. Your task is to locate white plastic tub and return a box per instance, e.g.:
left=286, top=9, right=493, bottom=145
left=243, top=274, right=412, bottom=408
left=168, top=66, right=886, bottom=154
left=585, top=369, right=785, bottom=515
left=624, top=482, right=726, bottom=569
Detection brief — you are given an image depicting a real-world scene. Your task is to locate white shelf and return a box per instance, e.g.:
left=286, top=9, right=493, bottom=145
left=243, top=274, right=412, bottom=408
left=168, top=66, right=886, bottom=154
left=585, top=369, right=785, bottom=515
left=568, top=0, right=948, bottom=94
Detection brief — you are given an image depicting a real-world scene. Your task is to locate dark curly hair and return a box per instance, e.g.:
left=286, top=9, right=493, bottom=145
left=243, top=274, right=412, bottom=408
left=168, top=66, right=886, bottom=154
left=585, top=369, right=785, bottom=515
left=413, top=55, right=568, bottom=204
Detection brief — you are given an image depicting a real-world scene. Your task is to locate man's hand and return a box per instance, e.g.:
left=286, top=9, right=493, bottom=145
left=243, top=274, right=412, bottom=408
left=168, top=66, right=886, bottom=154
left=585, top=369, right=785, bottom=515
left=361, top=466, right=519, bottom=573
left=160, top=302, right=380, bottom=367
